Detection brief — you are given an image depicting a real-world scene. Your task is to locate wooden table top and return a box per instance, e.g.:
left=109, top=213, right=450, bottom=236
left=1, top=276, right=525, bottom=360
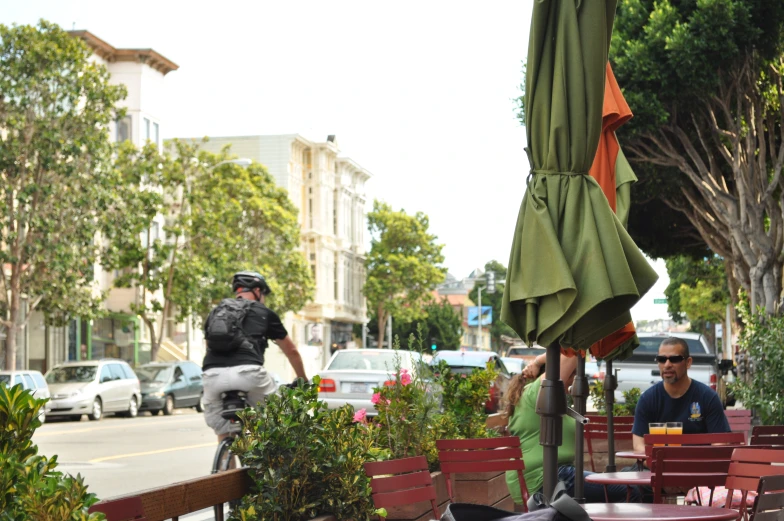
left=582, top=504, right=740, bottom=521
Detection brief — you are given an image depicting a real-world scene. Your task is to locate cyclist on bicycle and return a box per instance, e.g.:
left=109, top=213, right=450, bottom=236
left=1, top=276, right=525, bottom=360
left=202, top=270, right=307, bottom=441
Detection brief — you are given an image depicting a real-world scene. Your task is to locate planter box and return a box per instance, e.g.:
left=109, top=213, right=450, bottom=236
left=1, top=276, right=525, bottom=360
left=452, top=470, right=512, bottom=506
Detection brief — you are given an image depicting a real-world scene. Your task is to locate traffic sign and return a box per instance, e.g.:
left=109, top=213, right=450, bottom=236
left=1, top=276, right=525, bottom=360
left=653, top=298, right=668, bottom=304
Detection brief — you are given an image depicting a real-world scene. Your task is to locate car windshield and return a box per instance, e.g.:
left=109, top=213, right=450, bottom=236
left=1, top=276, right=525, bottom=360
left=636, top=336, right=706, bottom=355
left=46, top=366, right=97, bottom=383
left=328, top=351, right=401, bottom=371
left=0, top=375, right=10, bottom=385
left=137, top=367, right=173, bottom=383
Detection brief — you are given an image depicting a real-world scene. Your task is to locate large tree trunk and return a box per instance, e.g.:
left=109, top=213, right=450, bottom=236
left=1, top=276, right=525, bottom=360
left=626, top=57, right=784, bottom=316
left=377, top=306, right=388, bottom=349
left=143, top=315, right=159, bottom=362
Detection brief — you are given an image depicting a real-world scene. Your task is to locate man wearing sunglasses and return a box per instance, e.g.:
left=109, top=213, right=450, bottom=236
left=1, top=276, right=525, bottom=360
left=631, top=337, right=730, bottom=454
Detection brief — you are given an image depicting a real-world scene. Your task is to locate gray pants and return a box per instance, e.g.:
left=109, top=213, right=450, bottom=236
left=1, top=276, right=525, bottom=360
left=202, top=365, right=276, bottom=435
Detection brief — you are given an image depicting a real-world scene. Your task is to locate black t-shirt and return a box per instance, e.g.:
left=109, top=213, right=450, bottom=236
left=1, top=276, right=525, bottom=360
left=632, top=380, right=730, bottom=436
left=202, top=299, right=288, bottom=370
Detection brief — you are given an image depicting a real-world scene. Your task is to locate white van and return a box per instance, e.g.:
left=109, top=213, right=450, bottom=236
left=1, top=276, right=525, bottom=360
left=0, top=369, right=52, bottom=423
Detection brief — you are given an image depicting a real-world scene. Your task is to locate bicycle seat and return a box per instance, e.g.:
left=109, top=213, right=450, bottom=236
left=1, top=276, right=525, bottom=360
left=220, top=390, right=249, bottom=421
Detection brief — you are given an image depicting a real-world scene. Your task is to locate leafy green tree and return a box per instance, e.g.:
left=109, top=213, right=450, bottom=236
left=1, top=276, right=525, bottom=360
left=0, top=21, right=127, bottom=370
left=363, top=201, right=447, bottom=349
left=664, top=255, right=729, bottom=324
left=391, top=299, right=463, bottom=351
left=610, top=0, right=784, bottom=315
left=468, top=260, right=519, bottom=351
left=105, top=139, right=314, bottom=360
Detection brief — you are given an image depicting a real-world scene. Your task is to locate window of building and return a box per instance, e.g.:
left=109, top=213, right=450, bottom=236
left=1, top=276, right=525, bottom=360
left=334, top=253, right=339, bottom=301
left=143, top=117, right=151, bottom=142
left=153, top=122, right=160, bottom=146
left=333, top=191, right=338, bottom=236
left=311, top=264, right=316, bottom=281
left=116, top=116, right=132, bottom=142
left=309, top=199, right=313, bottom=228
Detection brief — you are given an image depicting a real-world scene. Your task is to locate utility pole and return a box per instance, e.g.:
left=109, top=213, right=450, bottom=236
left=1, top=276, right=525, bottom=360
left=475, top=271, right=496, bottom=351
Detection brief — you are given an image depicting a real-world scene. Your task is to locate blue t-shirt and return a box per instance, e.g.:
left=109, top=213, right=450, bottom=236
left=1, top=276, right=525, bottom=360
left=632, top=380, right=730, bottom=436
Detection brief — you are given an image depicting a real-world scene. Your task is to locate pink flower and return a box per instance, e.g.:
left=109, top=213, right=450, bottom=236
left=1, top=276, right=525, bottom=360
left=371, top=392, right=381, bottom=404
left=386, top=399, right=392, bottom=405
left=400, top=373, right=412, bottom=386
left=400, top=368, right=409, bottom=374
left=353, top=408, right=367, bottom=423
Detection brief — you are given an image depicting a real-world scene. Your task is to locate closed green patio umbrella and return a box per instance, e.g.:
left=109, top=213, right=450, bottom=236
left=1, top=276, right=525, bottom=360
left=501, top=0, right=658, bottom=499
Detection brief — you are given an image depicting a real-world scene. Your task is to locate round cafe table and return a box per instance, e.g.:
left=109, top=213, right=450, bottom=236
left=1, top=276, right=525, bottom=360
left=582, top=504, right=739, bottom=521
left=616, top=451, right=647, bottom=461
left=585, top=471, right=651, bottom=502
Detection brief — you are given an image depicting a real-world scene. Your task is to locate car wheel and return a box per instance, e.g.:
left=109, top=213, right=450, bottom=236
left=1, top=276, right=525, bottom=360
left=162, top=395, right=174, bottom=416
left=195, top=393, right=205, bottom=413
left=124, top=396, right=138, bottom=418
left=88, top=398, right=102, bottom=421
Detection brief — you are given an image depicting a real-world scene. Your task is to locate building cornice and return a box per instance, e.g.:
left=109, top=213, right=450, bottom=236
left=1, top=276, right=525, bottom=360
left=337, top=156, right=373, bottom=180
left=69, top=30, right=179, bottom=76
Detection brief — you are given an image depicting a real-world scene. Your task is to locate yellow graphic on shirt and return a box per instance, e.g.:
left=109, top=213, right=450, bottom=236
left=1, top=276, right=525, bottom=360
left=690, top=402, right=702, bottom=419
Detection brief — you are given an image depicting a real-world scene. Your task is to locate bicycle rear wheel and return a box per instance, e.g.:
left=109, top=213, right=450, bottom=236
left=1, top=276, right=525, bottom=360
left=212, top=437, right=240, bottom=520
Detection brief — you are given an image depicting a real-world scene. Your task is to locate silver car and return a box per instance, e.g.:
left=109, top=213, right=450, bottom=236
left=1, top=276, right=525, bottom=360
left=317, top=349, right=428, bottom=415
left=45, top=359, right=141, bottom=421
left=0, top=369, right=51, bottom=423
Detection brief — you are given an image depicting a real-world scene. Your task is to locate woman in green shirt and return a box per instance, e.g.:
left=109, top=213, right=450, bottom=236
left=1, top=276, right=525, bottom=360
left=505, top=354, right=632, bottom=504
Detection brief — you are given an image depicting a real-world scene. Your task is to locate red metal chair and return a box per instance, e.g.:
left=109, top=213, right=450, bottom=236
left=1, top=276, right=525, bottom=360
left=751, top=426, right=784, bottom=447
left=726, top=410, right=753, bottom=442
left=88, top=497, right=146, bottom=521
left=649, top=446, right=736, bottom=504
left=724, top=448, right=784, bottom=521
left=583, top=422, right=634, bottom=472
left=436, top=436, right=528, bottom=511
left=748, top=473, right=784, bottom=521
left=364, top=456, right=439, bottom=521
left=643, top=432, right=747, bottom=458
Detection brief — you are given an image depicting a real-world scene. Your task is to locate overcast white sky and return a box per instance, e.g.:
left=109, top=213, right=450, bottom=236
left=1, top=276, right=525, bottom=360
left=1, top=0, right=670, bottom=321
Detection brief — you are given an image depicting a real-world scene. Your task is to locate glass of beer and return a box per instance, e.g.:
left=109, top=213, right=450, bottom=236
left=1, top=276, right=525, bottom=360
left=650, top=422, right=667, bottom=446
left=666, top=422, right=683, bottom=445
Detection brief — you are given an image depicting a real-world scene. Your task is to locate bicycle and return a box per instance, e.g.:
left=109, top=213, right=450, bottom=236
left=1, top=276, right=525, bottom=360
left=211, top=390, right=249, bottom=519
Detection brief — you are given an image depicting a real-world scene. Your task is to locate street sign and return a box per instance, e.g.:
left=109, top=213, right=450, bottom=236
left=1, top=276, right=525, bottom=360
left=653, top=298, right=668, bottom=304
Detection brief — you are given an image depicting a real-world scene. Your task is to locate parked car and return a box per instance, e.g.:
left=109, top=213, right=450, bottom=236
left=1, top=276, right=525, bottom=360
left=0, top=369, right=51, bottom=422
left=137, top=361, right=204, bottom=416
left=501, top=357, right=525, bottom=375
left=504, top=345, right=546, bottom=364
left=317, top=349, right=430, bottom=415
left=45, top=359, right=141, bottom=421
left=430, top=350, right=512, bottom=413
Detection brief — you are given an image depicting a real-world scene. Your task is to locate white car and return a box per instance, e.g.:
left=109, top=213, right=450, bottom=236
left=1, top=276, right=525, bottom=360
left=46, top=359, right=142, bottom=421
left=317, top=349, right=429, bottom=415
left=0, top=369, right=51, bottom=422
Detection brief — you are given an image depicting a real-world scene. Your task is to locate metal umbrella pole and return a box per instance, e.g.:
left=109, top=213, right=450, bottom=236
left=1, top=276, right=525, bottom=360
left=537, top=344, right=565, bottom=499
left=604, top=359, right=618, bottom=472
left=571, top=355, right=589, bottom=503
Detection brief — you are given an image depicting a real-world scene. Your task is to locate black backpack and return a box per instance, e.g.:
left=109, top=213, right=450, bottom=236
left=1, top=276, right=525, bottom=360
left=204, top=298, right=257, bottom=354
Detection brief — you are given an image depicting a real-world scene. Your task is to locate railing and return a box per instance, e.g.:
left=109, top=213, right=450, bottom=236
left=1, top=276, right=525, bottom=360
left=90, top=414, right=510, bottom=520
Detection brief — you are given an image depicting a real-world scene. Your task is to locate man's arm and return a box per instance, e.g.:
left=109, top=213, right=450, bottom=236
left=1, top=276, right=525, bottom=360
left=633, top=434, right=646, bottom=454
left=704, top=393, right=731, bottom=433
left=274, top=336, right=308, bottom=380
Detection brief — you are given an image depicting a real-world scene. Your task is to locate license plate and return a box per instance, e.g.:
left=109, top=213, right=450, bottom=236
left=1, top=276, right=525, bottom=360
left=349, top=383, right=367, bottom=393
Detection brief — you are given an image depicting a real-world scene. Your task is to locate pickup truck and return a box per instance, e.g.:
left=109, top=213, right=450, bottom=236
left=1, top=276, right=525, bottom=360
left=608, top=332, right=734, bottom=407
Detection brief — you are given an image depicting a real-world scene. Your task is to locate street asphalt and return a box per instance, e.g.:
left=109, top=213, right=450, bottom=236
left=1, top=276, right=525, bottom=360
left=32, top=408, right=217, bottom=503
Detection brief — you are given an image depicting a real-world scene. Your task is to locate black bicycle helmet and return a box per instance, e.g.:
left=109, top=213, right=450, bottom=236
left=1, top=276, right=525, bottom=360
left=232, top=271, right=271, bottom=295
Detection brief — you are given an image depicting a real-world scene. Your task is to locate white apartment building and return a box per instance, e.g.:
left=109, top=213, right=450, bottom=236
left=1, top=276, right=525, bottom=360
left=12, top=31, right=179, bottom=371
left=192, top=135, right=370, bottom=363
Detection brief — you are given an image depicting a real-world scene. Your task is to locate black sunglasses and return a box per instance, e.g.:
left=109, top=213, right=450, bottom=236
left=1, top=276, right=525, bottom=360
left=655, top=355, right=686, bottom=364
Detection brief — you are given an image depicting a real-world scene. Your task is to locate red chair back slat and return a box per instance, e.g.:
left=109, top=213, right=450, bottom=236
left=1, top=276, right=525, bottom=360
left=439, top=447, right=522, bottom=462
left=650, top=446, right=734, bottom=504
left=583, top=427, right=633, bottom=472
left=88, top=497, right=146, bottom=521
left=436, top=436, right=528, bottom=510
left=643, top=432, right=747, bottom=457
left=724, top=448, right=784, bottom=519
left=585, top=415, right=635, bottom=424
left=750, top=474, right=784, bottom=521
left=751, top=426, right=784, bottom=447
left=726, top=410, right=753, bottom=418
left=363, top=456, right=439, bottom=521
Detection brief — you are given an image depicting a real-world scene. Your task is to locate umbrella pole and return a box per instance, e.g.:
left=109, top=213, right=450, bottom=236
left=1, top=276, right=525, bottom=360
left=537, top=344, right=565, bottom=499
left=604, top=359, right=617, bottom=472
left=571, top=355, right=588, bottom=503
